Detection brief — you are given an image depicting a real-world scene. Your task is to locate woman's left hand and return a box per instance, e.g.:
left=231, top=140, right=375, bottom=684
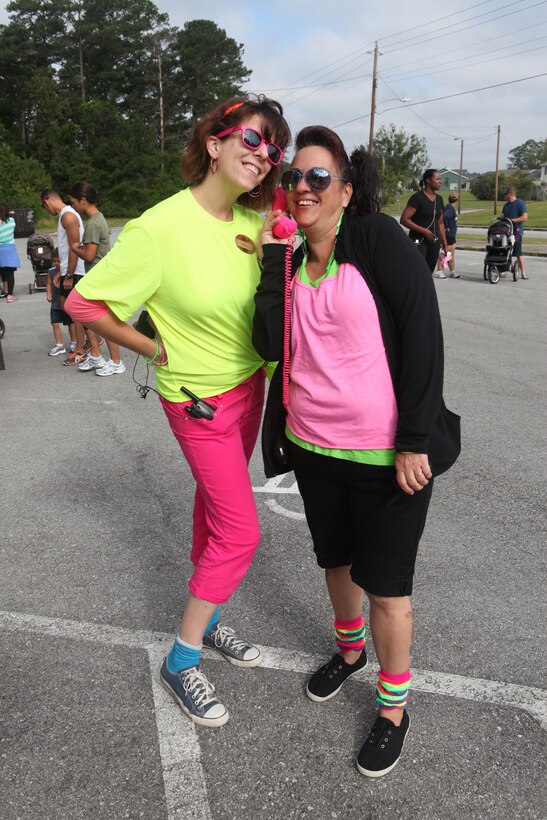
left=395, top=453, right=432, bottom=495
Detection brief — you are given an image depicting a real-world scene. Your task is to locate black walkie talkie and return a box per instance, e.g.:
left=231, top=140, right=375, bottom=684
left=180, top=386, right=216, bottom=420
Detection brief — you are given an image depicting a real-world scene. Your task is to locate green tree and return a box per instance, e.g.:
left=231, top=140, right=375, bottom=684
left=0, top=4, right=253, bottom=213
left=369, top=124, right=430, bottom=202
left=0, top=143, right=50, bottom=212
left=471, top=171, right=535, bottom=201
left=507, top=138, right=547, bottom=169
left=173, top=19, right=252, bottom=123
left=58, top=0, right=169, bottom=112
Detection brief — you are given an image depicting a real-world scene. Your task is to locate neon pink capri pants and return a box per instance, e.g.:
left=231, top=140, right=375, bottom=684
left=160, top=368, right=265, bottom=605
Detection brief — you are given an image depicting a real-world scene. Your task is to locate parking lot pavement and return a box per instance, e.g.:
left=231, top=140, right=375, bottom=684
left=1, top=247, right=546, bottom=819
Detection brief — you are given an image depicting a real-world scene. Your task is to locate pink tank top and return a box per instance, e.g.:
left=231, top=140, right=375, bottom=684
left=286, top=262, right=397, bottom=449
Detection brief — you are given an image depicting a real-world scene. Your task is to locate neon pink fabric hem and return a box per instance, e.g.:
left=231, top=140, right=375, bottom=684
left=379, top=669, right=412, bottom=685
left=64, top=288, right=109, bottom=322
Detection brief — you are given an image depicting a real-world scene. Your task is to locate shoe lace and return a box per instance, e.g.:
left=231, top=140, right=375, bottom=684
left=182, top=669, right=216, bottom=708
left=319, top=655, right=343, bottom=677
left=367, top=717, right=393, bottom=747
left=212, top=625, right=249, bottom=652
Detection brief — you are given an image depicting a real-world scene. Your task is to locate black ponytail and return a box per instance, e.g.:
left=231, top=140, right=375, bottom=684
left=347, top=148, right=382, bottom=217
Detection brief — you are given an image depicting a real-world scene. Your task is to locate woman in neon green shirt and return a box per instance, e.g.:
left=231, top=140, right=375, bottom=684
left=65, top=96, right=290, bottom=728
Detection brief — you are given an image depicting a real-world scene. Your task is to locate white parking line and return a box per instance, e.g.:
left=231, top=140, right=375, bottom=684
left=2, top=610, right=546, bottom=820
left=147, top=644, right=213, bottom=820
left=264, top=498, right=305, bottom=520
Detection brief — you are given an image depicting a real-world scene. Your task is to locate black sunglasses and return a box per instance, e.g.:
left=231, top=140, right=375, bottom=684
left=281, top=167, right=348, bottom=193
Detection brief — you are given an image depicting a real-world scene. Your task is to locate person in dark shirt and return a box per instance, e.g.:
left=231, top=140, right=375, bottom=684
left=436, top=193, right=459, bottom=278
left=501, top=186, right=528, bottom=279
left=254, top=127, right=460, bottom=779
left=400, top=169, right=449, bottom=276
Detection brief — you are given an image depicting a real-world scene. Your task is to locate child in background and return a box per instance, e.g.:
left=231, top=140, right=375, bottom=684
left=46, top=248, right=77, bottom=356
left=437, top=193, right=459, bottom=278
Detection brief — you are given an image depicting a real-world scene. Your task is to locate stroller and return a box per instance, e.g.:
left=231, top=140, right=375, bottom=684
left=27, top=233, right=54, bottom=293
left=483, top=217, right=519, bottom=284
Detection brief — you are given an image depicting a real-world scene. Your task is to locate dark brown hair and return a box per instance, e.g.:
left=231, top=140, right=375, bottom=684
left=0, top=203, right=10, bottom=222
left=294, top=126, right=382, bottom=217
left=69, top=182, right=104, bottom=208
left=40, top=188, right=60, bottom=202
left=182, top=94, right=291, bottom=210
left=420, top=168, right=438, bottom=188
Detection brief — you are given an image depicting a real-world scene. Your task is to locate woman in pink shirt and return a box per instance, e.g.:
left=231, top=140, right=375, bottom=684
left=254, top=126, right=460, bottom=778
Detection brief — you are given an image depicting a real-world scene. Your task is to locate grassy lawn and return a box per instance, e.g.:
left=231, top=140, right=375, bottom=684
left=383, top=191, right=547, bottom=229
left=34, top=194, right=545, bottom=233
left=35, top=215, right=130, bottom=232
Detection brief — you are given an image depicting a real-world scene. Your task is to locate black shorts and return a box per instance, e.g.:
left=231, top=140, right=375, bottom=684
left=59, top=273, right=84, bottom=299
left=446, top=234, right=456, bottom=245
left=513, top=237, right=523, bottom=256
left=50, top=306, right=73, bottom=325
left=289, top=442, right=433, bottom=597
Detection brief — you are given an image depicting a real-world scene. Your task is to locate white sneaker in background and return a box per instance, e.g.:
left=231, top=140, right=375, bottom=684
left=95, top=359, right=126, bottom=376
left=78, top=354, right=106, bottom=371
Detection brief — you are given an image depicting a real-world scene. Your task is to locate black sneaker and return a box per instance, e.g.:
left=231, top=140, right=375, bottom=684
left=306, top=650, right=368, bottom=703
left=159, top=659, right=229, bottom=727
left=357, top=710, right=410, bottom=778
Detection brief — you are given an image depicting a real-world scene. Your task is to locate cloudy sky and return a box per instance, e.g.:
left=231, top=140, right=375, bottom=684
left=2, top=0, right=546, bottom=171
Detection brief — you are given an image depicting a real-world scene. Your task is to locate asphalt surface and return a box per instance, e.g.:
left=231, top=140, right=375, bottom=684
left=1, top=239, right=546, bottom=820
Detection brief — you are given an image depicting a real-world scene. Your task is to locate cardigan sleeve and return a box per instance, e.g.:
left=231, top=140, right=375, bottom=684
left=252, top=243, right=290, bottom=361
left=359, top=214, right=445, bottom=454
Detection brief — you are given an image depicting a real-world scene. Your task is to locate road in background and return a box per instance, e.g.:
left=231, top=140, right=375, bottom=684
left=1, top=244, right=546, bottom=820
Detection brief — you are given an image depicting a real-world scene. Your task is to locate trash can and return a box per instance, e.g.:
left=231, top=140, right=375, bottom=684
left=10, top=207, right=35, bottom=238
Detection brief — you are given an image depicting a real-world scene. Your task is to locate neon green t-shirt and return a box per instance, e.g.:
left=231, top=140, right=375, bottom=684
left=76, top=189, right=264, bottom=401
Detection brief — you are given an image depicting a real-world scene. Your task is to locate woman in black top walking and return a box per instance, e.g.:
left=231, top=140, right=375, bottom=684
left=400, top=169, right=448, bottom=275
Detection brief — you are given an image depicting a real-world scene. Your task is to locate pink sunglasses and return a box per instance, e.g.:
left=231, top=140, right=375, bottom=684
left=214, top=125, right=283, bottom=166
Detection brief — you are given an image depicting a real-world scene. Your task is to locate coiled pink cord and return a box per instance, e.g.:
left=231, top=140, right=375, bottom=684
left=282, top=236, right=296, bottom=410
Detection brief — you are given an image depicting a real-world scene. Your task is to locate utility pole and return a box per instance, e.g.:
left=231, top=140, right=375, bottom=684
left=368, top=43, right=379, bottom=154
left=158, top=47, right=165, bottom=173
left=494, top=125, right=501, bottom=214
left=457, top=139, right=464, bottom=215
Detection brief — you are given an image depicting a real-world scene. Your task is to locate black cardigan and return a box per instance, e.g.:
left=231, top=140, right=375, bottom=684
left=253, top=212, right=459, bottom=471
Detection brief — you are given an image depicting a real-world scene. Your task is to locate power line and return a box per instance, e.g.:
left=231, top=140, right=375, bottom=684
left=377, top=76, right=498, bottom=145
left=257, top=30, right=546, bottom=95
left=376, top=0, right=497, bottom=43
left=380, top=21, right=545, bottom=77
left=381, top=0, right=544, bottom=53
left=332, top=72, right=547, bottom=128
left=252, top=69, right=373, bottom=94
left=377, top=76, right=463, bottom=140
left=263, top=0, right=506, bottom=97
left=383, top=42, right=547, bottom=86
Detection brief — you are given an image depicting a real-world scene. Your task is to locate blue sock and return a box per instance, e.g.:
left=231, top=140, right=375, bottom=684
left=205, top=607, right=220, bottom=635
left=167, top=635, right=201, bottom=674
